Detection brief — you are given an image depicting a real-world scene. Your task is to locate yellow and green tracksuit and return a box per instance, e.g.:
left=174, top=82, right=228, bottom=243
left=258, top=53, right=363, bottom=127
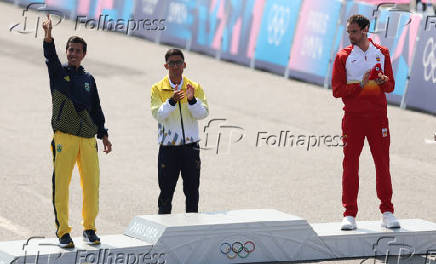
left=51, top=131, right=100, bottom=237
left=44, top=39, right=108, bottom=238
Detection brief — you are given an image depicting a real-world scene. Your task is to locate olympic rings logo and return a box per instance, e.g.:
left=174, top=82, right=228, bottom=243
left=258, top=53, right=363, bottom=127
left=167, top=2, right=188, bottom=24
left=220, top=241, right=255, bottom=259
left=423, top=37, right=436, bottom=84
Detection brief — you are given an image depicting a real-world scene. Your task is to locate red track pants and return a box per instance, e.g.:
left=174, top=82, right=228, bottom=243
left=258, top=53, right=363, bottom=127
left=341, top=113, right=394, bottom=217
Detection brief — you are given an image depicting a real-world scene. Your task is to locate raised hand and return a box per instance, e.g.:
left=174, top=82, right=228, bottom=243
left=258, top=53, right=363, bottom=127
left=42, top=14, right=53, bottom=42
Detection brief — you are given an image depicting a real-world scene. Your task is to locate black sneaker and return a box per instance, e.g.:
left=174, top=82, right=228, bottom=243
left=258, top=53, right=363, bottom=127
left=59, top=233, right=74, bottom=248
left=83, top=229, right=100, bottom=245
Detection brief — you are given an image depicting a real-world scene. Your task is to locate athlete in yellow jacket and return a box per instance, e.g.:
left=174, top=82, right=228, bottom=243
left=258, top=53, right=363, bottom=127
left=151, top=49, right=209, bottom=214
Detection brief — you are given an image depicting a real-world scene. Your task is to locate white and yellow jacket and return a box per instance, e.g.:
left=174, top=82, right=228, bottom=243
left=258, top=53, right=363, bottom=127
left=151, top=76, right=209, bottom=146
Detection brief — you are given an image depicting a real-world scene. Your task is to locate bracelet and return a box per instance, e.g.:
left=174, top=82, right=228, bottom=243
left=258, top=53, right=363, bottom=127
left=168, top=97, right=176, bottom=106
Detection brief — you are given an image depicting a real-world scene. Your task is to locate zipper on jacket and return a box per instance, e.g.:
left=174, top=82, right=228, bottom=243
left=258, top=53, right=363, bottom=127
left=56, top=99, right=66, bottom=121
left=161, top=126, right=165, bottom=145
left=78, top=119, right=83, bottom=135
left=178, top=102, right=186, bottom=145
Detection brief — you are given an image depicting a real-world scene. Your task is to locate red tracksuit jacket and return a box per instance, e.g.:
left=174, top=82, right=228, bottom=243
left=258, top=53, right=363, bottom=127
left=332, top=39, right=395, bottom=115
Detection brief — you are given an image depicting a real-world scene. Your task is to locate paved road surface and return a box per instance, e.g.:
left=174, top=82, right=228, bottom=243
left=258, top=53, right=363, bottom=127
left=1, top=2, right=435, bottom=263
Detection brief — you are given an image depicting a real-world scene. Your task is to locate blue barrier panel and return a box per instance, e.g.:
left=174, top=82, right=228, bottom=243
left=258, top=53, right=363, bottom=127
left=287, top=0, right=343, bottom=86
left=404, top=16, right=436, bottom=113
left=132, top=0, right=169, bottom=42
left=369, top=9, right=423, bottom=105
left=218, top=0, right=260, bottom=66
left=8, top=1, right=66, bottom=38
left=74, top=0, right=136, bottom=35
left=14, top=0, right=44, bottom=6
left=159, top=0, right=196, bottom=48
left=254, top=0, right=302, bottom=75
left=46, top=0, right=77, bottom=12
left=327, top=1, right=375, bottom=88
left=189, top=0, right=212, bottom=54
left=190, top=0, right=224, bottom=56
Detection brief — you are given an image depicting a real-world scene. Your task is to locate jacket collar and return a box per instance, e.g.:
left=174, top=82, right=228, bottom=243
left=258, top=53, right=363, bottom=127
left=161, top=76, right=185, bottom=91
left=168, top=76, right=184, bottom=90
left=353, top=38, right=376, bottom=54
left=63, top=63, right=85, bottom=73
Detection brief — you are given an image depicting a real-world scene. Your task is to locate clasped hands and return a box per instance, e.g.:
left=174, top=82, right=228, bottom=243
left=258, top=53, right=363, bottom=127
left=171, top=83, right=194, bottom=102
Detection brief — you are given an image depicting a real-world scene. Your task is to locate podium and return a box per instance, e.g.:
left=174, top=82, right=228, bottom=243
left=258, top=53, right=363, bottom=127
left=124, top=209, right=334, bottom=263
left=1, top=209, right=436, bottom=264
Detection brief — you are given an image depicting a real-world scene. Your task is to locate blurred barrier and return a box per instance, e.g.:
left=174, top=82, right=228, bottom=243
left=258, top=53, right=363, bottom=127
left=355, top=0, right=411, bottom=3
left=379, top=12, right=422, bottom=105
left=159, top=0, right=195, bottom=50
left=45, top=0, right=76, bottom=16
left=189, top=0, right=220, bottom=56
left=131, top=0, right=166, bottom=42
left=4, top=0, right=436, bottom=113
left=325, top=1, right=374, bottom=90
left=217, top=0, right=262, bottom=66
left=287, top=0, right=343, bottom=85
left=253, top=0, right=301, bottom=75
left=404, top=15, right=436, bottom=113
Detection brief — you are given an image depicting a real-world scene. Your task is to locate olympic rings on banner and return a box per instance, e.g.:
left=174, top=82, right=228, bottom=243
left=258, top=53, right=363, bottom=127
left=423, top=37, right=436, bottom=83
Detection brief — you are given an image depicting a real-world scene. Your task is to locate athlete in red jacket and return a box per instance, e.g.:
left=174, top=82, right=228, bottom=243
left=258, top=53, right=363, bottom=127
left=332, top=14, right=400, bottom=230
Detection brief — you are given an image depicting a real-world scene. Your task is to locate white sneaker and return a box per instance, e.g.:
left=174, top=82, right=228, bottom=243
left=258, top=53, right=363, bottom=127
left=341, top=216, right=357, bottom=230
left=381, top=212, right=400, bottom=228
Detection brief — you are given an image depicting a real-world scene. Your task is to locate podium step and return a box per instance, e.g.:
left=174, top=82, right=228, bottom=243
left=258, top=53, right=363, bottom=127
left=124, top=209, right=334, bottom=263
left=0, top=235, right=153, bottom=264
left=1, top=210, right=436, bottom=264
left=311, top=219, right=436, bottom=258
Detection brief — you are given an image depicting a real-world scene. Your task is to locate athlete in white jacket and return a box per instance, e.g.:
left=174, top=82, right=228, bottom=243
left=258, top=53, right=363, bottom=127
left=151, top=48, right=209, bottom=214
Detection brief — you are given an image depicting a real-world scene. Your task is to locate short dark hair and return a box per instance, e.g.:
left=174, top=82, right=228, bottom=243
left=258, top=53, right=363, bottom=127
left=66, top=36, right=87, bottom=53
left=347, top=14, right=370, bottom=30
left=165, top=49, right=184, bottom=62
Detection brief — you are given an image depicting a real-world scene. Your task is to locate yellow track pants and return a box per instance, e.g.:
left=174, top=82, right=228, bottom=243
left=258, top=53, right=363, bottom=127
left=51, top=131, right=99, bottom=238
